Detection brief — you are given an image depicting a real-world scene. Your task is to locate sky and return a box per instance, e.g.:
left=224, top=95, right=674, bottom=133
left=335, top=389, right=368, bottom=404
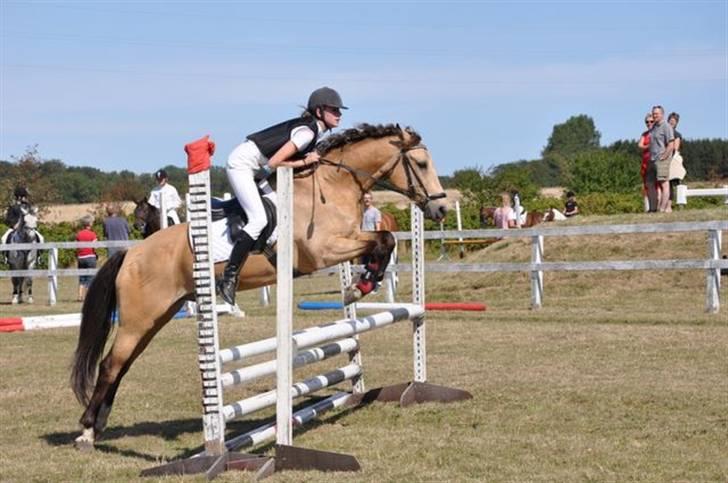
left=1, top=1, right=726, bottom=177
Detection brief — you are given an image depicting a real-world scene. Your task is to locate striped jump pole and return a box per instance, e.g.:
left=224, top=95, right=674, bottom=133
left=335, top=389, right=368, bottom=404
left=142, top=136, right=271, bottom=479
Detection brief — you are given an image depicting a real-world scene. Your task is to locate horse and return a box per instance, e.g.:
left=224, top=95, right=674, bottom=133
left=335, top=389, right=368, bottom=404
left=70, top=123, right=448, bottom=449
left=132, top=198, right=161, bottom=239
left=1, top=212, right=43, bottom=304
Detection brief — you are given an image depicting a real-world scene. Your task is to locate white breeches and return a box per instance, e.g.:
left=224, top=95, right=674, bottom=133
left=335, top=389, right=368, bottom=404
left=226, top=165, right=268, bottom=240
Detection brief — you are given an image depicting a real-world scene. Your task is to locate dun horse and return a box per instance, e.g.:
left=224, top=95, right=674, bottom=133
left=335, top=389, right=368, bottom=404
left=71, top=124, right=448, bottom=449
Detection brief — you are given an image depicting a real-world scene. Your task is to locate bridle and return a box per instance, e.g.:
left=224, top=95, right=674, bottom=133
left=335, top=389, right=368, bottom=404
left=317, top=143, right=446, bottom=209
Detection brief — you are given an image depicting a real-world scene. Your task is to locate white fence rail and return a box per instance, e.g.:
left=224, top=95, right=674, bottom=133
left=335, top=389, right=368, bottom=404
left=2, top=221, right=726, bottom=312
left=676, top=185, right=728, bottom=206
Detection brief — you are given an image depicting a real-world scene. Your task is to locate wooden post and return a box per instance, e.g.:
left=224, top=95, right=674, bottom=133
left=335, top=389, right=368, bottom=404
left=411, top=204, right=426, bottom=383
left=339, top=261, right=365, bottom=394
left=276, top=166, right=294, bottom=446
left=531, top=235, right=544, bottom=310
left=48, top=248, right=58, bottom=306
left=706, top=229, right=721, bottom=313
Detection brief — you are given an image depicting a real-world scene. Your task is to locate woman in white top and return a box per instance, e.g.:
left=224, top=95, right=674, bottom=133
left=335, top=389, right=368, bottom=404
left=218, top=87, right=347, bottom=305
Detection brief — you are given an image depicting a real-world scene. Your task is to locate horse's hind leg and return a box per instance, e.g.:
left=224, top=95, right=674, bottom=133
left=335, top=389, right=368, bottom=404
left=75, top=301, right=183, bottom=450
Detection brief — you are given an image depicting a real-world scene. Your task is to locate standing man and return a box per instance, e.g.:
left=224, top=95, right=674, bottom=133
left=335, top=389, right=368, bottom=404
left=648, top=105, right=675, bottom=213
left=102, top=205, right=130, bottom=259
left=361, top=191, right=382, bottom=232
left=149, top=169, right=182, bottom=226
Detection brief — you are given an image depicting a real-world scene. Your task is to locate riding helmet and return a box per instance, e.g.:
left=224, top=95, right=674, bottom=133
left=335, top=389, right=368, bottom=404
left=307, top=87, right=348, bottom=113
left=14, top=186, right=29, bottom=198
left=155, top=169, right=168, bottom=182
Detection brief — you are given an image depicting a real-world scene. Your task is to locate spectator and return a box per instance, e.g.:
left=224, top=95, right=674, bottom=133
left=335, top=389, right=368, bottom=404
left=667, top=112, right=686, bottom=208
left=103, top=204, right=130, bottom=259
left=361, top=192, right=382, bottom=231
left=637, top=113, right=654, bottom=212
left=648, top=105, right=675, bottom=212
left=493, top=192, right=516, bottom=229
left=75, top=215, right=98, bottom=302
left=149, top=169, right=182, bottom=226
left=564, top=191, right=579, bottom=217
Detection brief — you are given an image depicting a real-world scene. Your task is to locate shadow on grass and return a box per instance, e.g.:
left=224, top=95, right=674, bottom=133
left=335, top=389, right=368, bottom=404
left=40, top=395, right=373, bottom=462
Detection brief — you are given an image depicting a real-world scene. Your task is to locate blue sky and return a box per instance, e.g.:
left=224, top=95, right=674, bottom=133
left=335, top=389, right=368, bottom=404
left=1, top=1, right=726, bottom=176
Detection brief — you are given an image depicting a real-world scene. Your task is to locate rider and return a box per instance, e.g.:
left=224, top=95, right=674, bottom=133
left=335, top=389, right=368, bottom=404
left=2, top=187, right=35, bottom=245
left=148, top=169, right=182, bottom=226
left=217, top=86, right=346, bottom=305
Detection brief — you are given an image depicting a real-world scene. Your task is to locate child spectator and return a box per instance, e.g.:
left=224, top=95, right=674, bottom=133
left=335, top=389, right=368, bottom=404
left=564, top=191, right=579, bottom=217
left=493, top=192, right=516, bottom=229
left=76, top=215, right=98, bottom=302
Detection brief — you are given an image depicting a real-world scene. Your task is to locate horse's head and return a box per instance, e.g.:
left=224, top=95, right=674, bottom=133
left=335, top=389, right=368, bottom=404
left=385, top=129, right=448, bottom=222
left=319, top=124, right=448, bottom=222
left=133, top=197, right=159, bottom=237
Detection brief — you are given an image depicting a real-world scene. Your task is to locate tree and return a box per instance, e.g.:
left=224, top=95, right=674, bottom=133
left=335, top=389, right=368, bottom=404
left=451, top=167, right=492, bottom=206
left=543, top=114, right=601, bottom=158
left=567, top=150, right=641, bottom=194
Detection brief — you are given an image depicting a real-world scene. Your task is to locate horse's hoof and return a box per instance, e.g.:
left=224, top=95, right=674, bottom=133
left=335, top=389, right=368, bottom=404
left=343, top=287, right=363, bottom=305
left=11, top=296, right=18, bottom=305
left=74, top=429, right=95, bottom=452
left=26, top=296, right=33, bottom=304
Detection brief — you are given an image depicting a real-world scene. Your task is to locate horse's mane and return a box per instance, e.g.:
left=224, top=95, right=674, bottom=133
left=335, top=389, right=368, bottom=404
left=317, top=123, right=421, bottom=155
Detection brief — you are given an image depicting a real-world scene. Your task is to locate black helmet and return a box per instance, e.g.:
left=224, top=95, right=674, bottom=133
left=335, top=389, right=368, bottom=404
left=14, top=186, right=29, bottom=198
left=155, top=169, right=168, bottom=182
left=307, top=87, right=348, bottom=113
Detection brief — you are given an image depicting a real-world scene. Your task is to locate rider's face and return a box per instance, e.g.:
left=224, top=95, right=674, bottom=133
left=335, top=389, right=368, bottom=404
left=321, top=106, right=342, bottom=129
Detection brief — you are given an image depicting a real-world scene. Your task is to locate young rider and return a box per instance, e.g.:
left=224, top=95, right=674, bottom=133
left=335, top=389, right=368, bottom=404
left=217, top=87, right=346, bottom=305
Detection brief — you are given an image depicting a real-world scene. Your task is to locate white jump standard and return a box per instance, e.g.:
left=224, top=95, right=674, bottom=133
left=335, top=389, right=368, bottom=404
left=142, top=141, right=471, bottom=480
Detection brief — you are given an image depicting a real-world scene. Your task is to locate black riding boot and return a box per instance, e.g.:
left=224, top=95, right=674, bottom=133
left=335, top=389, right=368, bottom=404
left=217, top=232, right=256, bottom=305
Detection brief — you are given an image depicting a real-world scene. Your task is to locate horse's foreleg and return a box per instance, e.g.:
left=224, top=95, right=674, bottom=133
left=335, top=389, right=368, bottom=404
left=320, top=232, right=396, bottom=304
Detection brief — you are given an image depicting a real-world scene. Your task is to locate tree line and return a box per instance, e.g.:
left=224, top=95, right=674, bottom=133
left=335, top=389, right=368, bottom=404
left=1, top=116, right=726, bottom=208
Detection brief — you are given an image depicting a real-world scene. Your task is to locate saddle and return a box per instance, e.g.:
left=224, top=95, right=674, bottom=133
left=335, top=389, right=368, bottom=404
left=210, top=196, right=276, bottom=252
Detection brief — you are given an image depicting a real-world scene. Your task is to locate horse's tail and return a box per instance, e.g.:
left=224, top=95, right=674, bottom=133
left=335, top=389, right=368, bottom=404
left=71, top=250, right=127, bottom=406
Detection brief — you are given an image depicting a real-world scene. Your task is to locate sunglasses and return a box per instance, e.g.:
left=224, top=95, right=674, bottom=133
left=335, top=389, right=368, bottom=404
left=324, top=106, right=342, bottom=116
left=645, top=120, right=654, bottom=125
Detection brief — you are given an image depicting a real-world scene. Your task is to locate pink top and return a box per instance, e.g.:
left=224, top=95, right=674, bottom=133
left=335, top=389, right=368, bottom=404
left=493, top=206, right=513, bottom=229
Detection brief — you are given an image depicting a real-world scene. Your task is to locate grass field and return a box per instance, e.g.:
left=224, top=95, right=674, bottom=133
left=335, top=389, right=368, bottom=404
left=0, top=208, right=726, bottom=482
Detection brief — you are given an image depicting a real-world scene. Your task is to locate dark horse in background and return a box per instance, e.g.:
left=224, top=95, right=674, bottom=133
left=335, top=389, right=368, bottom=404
left=132, top=198, right=162, bottom=239
left=1, top=211, right=43, bottom=304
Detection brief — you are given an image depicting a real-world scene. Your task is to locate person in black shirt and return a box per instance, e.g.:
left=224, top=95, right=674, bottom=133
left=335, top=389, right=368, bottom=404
left=564, top=191, right=579, bottom=217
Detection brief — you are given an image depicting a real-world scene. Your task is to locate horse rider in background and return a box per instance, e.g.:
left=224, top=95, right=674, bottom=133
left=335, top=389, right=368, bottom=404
left=148, top=169, right=182, bottom=226
left=2, top=187, right=37, bottom=245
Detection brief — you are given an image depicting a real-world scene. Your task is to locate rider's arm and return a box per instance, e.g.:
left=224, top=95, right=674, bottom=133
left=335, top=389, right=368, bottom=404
left=268, top=141, right=319, bottom=170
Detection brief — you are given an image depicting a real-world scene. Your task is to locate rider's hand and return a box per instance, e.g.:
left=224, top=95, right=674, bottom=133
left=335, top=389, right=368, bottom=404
left=304, top=152, right=320, bottom=165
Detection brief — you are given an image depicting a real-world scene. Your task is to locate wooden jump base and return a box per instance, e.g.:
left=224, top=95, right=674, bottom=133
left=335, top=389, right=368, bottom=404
left=142, top=150, right=471, bottom=480
left=298, top=301, right=487, bottom=312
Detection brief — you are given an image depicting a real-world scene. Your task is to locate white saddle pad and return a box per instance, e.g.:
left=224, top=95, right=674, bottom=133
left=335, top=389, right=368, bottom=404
left=189, top=218, right=277, bottom=264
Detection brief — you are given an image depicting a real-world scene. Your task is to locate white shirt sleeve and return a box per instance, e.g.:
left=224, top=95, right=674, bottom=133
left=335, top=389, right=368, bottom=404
left=290, top=126, right=316, bottom=152
left=164, top=185, right=182, bottom=210
left=149, top=187, right=161, bottom=209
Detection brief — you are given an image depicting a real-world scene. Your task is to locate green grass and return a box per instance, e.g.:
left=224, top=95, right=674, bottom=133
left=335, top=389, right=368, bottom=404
left=0, top=207, right=726, bottom=482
